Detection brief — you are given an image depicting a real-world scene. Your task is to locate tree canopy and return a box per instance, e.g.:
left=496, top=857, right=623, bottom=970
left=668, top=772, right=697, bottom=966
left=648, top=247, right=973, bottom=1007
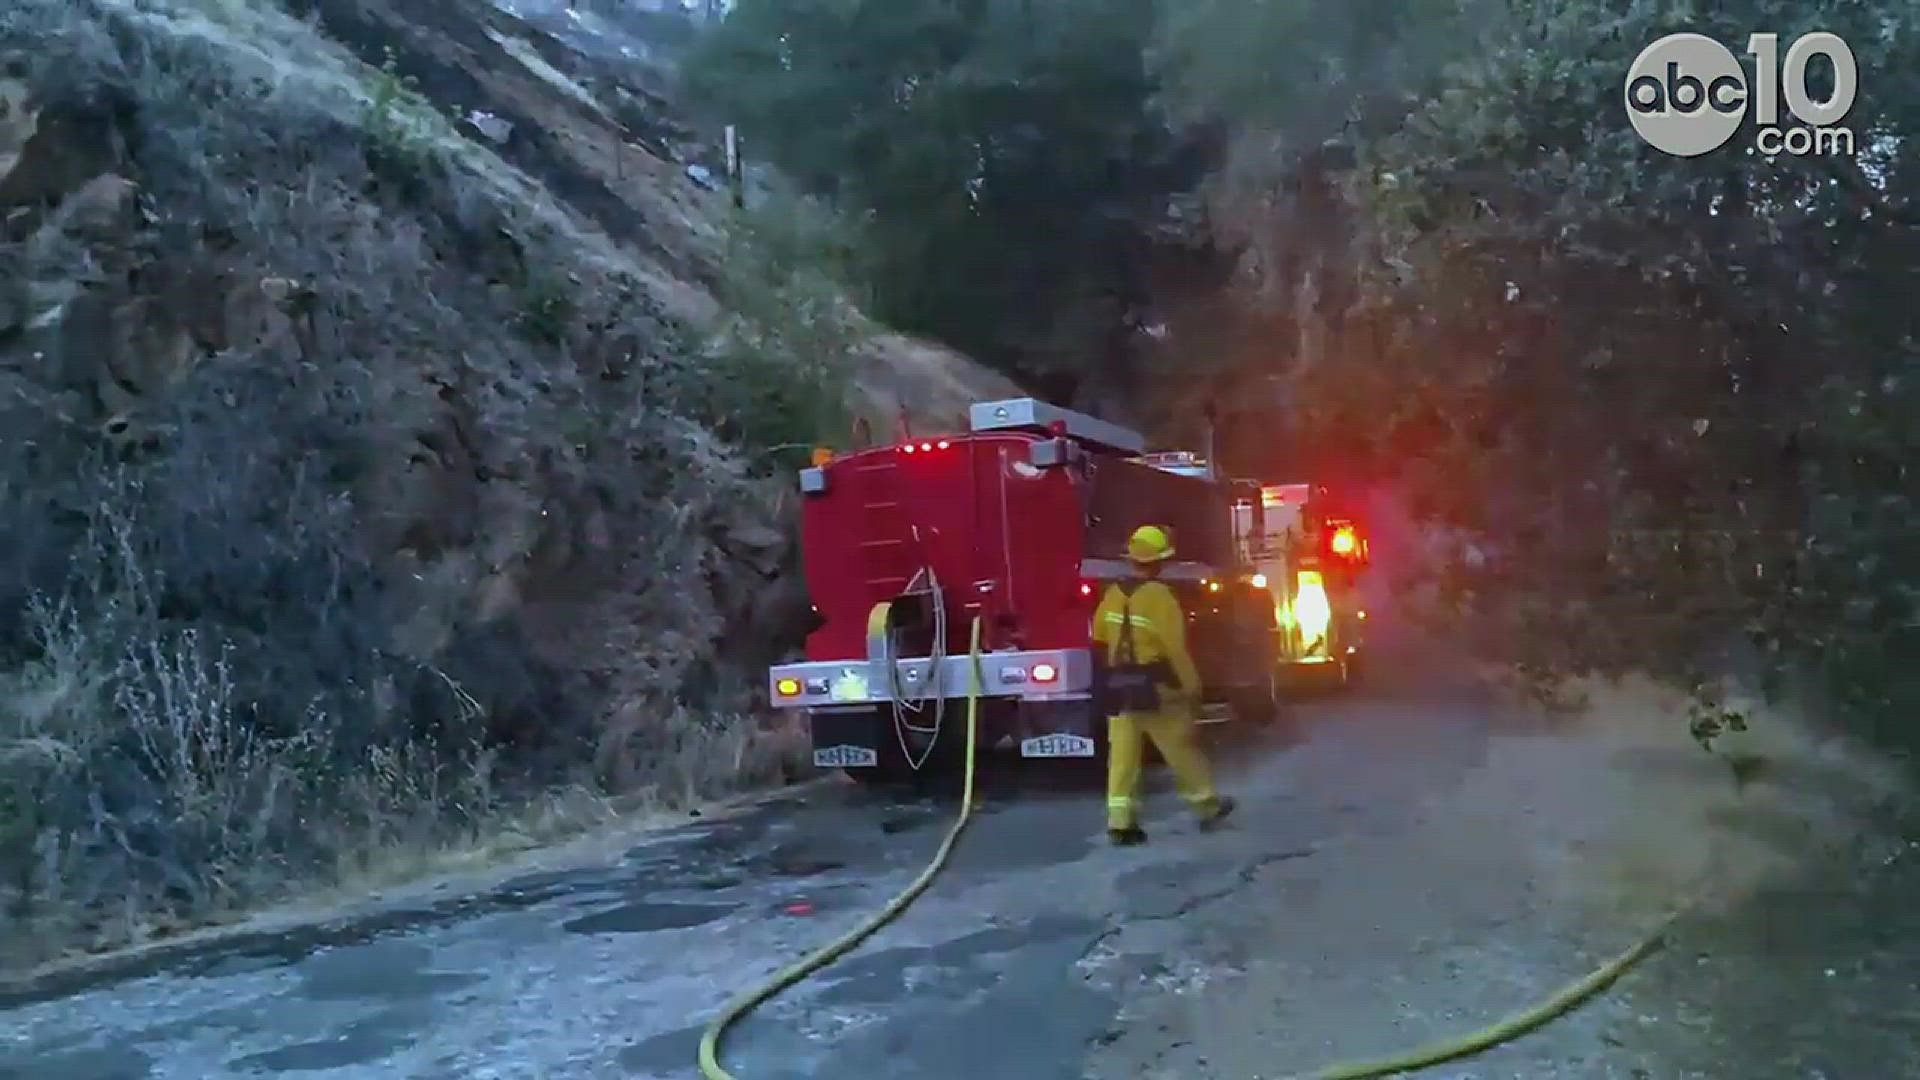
left=1238, top=0, right=1919, bottom=737
left=685, top=0, right=1191, bottom=397
left=687, top=0, right=1920, bottom=748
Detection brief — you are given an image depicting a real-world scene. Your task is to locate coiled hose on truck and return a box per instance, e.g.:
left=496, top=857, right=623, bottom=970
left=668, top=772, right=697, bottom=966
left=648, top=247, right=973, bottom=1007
left=697, top=613, right=1677, bottom=1079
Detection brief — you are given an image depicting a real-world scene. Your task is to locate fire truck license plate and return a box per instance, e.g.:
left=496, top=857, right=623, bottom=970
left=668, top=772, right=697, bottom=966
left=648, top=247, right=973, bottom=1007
left=1020, top=734, right=1096, bottom=758
left=813, top=744, right=879, bottom=768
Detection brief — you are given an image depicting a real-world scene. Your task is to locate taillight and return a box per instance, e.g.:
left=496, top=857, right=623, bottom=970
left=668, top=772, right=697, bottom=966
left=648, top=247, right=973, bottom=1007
left=1330, top=527, right=1358, bottom=556
left=997, top=662, right=1058, bottom=686
left=775, top=678, right=802, bottom=697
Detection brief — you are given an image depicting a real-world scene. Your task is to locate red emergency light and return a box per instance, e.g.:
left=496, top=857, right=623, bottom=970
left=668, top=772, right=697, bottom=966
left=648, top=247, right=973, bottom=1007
left=1323, top=520, right=1368, bottom=563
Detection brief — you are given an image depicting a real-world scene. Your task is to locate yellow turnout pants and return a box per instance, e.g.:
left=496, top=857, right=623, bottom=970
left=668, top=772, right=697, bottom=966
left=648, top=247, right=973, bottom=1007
left=1105, top=708, right=1221, bottom=830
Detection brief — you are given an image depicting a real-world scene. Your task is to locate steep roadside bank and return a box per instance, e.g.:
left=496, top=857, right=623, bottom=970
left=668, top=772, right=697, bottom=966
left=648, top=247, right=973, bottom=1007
left=0, top=0, right=1014, bottom=973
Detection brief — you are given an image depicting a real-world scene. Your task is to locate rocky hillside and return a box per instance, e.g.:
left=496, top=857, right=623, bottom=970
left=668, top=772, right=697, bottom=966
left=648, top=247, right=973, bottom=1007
left=0, top=0, right=1015, bottom=966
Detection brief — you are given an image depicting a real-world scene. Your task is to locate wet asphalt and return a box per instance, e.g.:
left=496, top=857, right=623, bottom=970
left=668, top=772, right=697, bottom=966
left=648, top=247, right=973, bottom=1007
left=1, top=641, right=1513, bottom=1080
left=13, top=644, right=1912, bottom=1080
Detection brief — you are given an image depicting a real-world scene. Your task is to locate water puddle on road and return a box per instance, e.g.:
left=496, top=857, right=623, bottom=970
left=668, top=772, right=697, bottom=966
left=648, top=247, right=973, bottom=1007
left=561, top=901, right=740, bottom=935
left=294, top=941, right=486, bottom=1003
left=766, top=850, right=848, bottom=877
left=227, top=1004, right=431, bottom=1073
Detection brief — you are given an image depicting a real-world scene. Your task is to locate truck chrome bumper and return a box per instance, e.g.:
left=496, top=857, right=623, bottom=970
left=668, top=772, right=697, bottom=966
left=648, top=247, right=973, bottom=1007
left=769, top=648, right=1093, bottom=710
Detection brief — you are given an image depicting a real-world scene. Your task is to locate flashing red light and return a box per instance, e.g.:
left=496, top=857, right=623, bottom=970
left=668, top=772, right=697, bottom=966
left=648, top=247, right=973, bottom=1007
left=1030, top=662, right=1058, bottom=683
left=901, top=443, right=916, bottom=454
left=919, top=442, right=933, bottom=452
left=1079, top=582, right=1094, bottom=597
left=936, top=439, right=951, bottom=450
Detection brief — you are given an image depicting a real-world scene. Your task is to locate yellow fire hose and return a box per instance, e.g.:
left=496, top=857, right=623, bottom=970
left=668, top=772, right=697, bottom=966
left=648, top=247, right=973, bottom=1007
left=1296, top=916, right=1674, bottom=1079
left=697, top=616, right=987, bottom=1080
left=698, top=614, right=1677, bottom=1079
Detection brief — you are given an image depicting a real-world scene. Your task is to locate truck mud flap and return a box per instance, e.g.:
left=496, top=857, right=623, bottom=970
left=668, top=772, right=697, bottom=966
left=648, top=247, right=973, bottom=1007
left=808, top=708, right=885, bottom=769
left=1015, top=700, right=1100, bottom=759
left=1019, top=733, right=1098, bottom=759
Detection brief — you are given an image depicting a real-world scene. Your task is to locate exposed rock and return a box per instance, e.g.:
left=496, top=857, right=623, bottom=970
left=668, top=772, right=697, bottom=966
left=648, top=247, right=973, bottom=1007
left=727, top=522, right=785, bottom=554
left=746, top=571, right=814, bottom=663
left=43, top=172, right=137, bottom=241
left=0, top=75, right=131, bottom=212
left=221, top=276, right=303, bottom=363
left=0, top=75, right=39, bottom=197
left=465, top=109, right=515, bottom=144
left=0, top=259, right=23, bottom=336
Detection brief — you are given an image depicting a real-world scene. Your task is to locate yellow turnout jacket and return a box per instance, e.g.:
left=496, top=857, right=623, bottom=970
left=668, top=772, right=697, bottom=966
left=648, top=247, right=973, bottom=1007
left=1091, top=579, right=1201, bottom=713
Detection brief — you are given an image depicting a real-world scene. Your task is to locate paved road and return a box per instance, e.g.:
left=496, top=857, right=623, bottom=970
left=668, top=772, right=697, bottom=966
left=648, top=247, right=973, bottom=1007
left=0, top=647, right=1497, bottom=1080
left=4, top=644, right=1912, bottom=1080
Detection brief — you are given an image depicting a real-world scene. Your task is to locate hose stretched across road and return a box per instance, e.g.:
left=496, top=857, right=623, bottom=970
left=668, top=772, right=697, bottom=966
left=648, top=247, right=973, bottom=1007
left=1297, top=920, right=1674, bottom=1079
left=697, top=615, right=988, bottom=1080
left=697, top=615, right=1678, bottom=1079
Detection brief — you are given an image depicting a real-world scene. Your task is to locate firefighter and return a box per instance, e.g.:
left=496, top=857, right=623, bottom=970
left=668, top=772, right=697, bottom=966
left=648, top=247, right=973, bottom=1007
left=1092, top=524, right=1237, bottom=845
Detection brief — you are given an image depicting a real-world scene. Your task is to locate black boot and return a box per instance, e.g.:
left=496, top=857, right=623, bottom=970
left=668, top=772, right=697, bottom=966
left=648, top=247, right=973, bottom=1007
left=1197, top=796, right=1237, bottom=832
left=1108, top=825, right=1148, bottom=846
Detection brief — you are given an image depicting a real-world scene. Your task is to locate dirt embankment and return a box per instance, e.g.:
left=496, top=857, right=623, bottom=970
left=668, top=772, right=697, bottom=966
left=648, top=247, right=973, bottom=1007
left=0, top=0, right=1013, bottom=971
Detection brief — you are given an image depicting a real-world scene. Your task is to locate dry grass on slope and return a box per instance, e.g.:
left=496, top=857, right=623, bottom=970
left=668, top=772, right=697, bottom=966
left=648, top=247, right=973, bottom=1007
left=853, top=332, right=1028, bottom=433
left=0, top=0, right=841, bottom=972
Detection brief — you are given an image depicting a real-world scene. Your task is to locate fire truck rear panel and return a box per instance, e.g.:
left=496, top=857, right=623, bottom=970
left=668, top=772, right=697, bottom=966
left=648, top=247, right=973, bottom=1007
left=800, top=432, right=1247, bottom=663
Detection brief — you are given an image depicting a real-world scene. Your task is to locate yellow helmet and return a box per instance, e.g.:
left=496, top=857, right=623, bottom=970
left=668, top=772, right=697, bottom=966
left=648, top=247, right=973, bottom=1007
left=1126, top=524, right=1175, bottom=564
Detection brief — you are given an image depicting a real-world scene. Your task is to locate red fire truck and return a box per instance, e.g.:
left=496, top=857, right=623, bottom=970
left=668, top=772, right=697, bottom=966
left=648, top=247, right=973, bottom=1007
left=1240, top=480, right=1370, bottom=688
left=767, top=399, right=1367, bottom=780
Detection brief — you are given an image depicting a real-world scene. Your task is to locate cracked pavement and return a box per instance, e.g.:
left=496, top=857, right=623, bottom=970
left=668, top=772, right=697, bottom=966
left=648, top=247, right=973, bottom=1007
left=4, top=642, right=1915, bottom=1080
